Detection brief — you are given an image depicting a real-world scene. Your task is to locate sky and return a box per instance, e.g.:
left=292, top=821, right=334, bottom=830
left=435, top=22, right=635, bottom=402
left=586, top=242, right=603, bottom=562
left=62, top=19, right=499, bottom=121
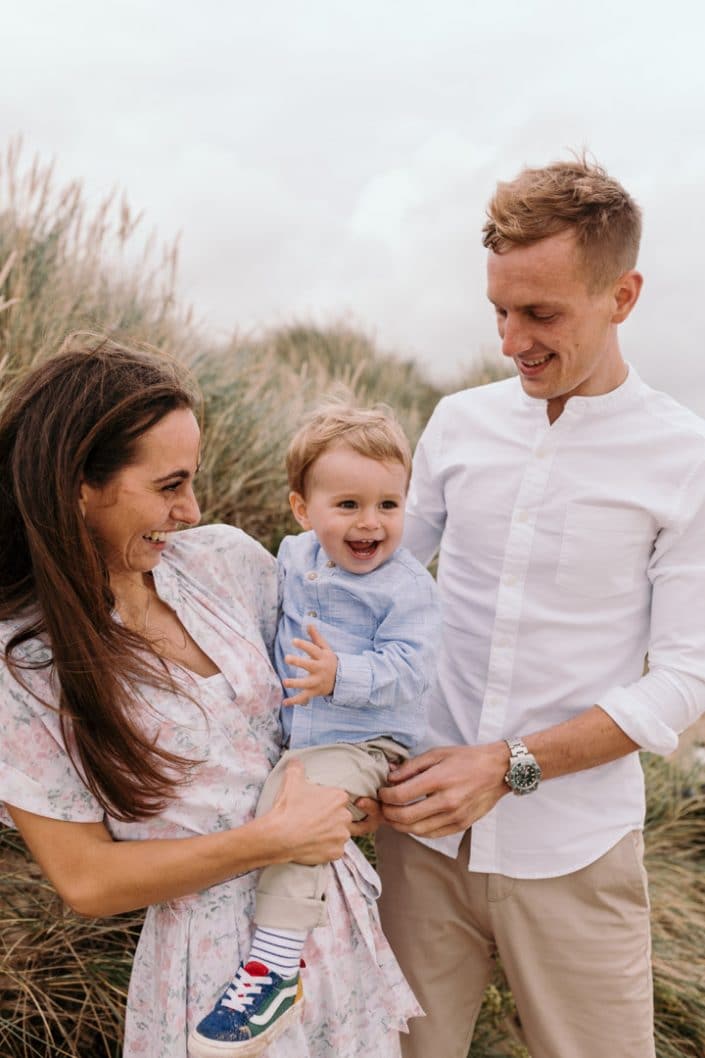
left=2, top=0, right=705, bottom=413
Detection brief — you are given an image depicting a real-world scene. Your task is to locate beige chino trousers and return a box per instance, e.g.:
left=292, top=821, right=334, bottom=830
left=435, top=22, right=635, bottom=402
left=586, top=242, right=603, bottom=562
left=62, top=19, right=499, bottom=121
left=377, top=827, right=655, bottom=1058
left=254, top=738, right=408, bottom=929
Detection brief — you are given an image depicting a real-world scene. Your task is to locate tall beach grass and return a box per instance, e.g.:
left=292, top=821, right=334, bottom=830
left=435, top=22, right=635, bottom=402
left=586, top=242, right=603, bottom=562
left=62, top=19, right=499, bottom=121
left=1, top=142, right=704, bottom=1057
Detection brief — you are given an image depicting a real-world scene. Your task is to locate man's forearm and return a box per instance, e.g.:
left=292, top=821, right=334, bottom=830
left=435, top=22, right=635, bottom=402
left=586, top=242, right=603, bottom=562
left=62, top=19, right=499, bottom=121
left=379, top=705, right=640, bottom=838
left=521, top=704, right=639, bottom=780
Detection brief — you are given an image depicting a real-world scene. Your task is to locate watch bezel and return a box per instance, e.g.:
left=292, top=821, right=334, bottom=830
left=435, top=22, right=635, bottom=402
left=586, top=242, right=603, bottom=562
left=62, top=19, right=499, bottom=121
left=506, top=758, right=542, bottom=794
left=504, top=738, right=542, bottom=795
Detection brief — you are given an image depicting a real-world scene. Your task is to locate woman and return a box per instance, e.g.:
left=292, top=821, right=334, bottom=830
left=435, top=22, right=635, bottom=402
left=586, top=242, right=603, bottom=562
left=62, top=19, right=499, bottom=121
left=0, top=335, right=421, bottom=1058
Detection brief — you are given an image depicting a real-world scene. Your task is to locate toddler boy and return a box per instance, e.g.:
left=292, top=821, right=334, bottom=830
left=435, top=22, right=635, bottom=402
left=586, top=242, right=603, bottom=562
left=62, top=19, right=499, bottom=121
left=191, top=403, right=439, bottom=1057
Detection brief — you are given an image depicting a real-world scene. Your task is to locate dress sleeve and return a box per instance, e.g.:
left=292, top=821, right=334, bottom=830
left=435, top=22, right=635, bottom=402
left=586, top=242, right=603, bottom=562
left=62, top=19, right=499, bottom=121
left=0, top=659, right=104, bottom=827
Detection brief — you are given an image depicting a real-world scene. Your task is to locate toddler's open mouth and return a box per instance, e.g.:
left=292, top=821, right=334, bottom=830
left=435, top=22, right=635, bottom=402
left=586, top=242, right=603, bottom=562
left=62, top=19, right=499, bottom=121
left=346, top=539, right=380, bottom=559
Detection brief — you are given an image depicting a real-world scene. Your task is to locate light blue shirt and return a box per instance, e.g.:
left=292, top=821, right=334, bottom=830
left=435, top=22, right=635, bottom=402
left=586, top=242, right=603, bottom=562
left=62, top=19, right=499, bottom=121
left=276, top=530, right=440, bottom=750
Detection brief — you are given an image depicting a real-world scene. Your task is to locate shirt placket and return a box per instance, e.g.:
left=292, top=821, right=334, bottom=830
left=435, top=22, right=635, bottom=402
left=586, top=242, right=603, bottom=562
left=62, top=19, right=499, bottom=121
left=478, top=421, right=559, bottom=742
left=469, top=420, right=559, bottom=868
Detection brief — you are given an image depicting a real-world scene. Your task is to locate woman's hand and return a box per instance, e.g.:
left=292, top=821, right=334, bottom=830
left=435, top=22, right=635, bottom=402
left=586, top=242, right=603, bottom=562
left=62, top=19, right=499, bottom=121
left=6, top=765, right=353, bottom=918
left=267, top=760, right=353, bottom=865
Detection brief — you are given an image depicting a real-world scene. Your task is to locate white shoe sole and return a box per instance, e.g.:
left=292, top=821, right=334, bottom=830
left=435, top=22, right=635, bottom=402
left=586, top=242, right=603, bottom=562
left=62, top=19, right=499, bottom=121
left=187, top=996, right=305, bottom=1058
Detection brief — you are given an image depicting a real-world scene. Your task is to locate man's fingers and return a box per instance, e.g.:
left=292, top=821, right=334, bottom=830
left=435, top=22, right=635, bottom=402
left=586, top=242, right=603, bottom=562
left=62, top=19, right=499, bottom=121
left=381, top=798, right=465, bottom=836
left=378, top=769, right=439, bottom=805
left=383, top=749, right=442, bottom=784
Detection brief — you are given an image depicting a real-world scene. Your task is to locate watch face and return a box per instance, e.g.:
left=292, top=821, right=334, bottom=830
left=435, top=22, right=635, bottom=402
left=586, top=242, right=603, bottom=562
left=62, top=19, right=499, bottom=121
left=509, top=760, right=541, bottom=794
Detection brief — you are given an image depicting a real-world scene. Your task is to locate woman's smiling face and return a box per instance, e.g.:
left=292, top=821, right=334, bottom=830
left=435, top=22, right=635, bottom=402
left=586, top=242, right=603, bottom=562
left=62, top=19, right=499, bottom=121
left=79, top=407, right=202, bottom=579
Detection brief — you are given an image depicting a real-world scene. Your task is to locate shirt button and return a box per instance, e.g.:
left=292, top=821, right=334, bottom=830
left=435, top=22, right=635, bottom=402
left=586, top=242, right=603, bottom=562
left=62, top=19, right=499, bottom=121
left=536, top=449, right=547, bottom=459
left=306, top=571, right=318, bottom=581
left=516, top=509, right=529, bottom=523
left=504, top=574, right=517, bottom=587
left=326, top=560, right=336, bottom=568
left=307, top=610, right=318, bottom=618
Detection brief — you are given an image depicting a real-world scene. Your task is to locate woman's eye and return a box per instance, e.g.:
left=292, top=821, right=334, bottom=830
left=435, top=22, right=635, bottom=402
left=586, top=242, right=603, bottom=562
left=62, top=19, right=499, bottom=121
left=162, top=482, right=181, bottom=493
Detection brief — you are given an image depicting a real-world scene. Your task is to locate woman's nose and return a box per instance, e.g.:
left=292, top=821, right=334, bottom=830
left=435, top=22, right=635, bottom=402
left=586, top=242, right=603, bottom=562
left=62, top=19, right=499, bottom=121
left=173, top=486, right=201, bottom=526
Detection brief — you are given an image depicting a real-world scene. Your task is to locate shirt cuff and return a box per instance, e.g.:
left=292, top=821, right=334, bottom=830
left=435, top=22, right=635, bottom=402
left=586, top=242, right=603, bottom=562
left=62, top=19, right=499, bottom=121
left=332, top=653, right=372, bottom=707
left=598, top=667, right=705, bottom=756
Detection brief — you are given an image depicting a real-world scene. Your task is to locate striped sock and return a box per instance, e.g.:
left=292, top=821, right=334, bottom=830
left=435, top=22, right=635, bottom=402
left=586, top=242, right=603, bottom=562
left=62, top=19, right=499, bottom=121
left=247, top=926, right=307, bottom=978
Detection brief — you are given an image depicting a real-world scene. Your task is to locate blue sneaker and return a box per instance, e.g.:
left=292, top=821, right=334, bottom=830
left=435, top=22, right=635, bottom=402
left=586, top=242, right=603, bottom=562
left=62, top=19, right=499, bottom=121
left=188, top=960, right=304, bottom=1058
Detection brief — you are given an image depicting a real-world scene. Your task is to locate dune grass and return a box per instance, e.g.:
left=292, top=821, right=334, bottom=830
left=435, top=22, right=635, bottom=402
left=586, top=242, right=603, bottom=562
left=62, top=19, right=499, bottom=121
left=1, top=143, right=703, bottom=1057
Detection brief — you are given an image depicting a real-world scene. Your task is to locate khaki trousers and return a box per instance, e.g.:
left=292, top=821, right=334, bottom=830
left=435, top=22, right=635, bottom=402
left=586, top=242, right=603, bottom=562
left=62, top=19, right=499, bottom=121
left=254, top=739, right=408, bottom=929
left=376, top=827, right=655, bottom=1058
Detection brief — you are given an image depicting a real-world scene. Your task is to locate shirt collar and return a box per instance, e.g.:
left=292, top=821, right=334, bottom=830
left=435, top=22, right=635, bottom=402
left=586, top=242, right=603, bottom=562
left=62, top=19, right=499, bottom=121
left=516, top=362, right=643, bottom=418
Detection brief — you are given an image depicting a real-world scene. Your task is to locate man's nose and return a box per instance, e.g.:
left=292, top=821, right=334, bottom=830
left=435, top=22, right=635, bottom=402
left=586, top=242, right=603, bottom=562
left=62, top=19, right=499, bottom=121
left=500, top=314, right=533, bottom=358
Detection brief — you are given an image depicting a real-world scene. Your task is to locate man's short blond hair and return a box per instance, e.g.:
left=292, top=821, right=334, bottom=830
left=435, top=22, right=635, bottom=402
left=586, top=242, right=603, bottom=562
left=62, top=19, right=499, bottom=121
left=286, top=401, right=413, bottom=497
left=482, top=155, right=642, bottom=290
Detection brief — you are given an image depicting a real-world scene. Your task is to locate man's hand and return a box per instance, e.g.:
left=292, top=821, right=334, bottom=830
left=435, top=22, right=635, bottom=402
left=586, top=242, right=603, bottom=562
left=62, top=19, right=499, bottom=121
left=282, top=625, right=338, bottom=706
left=349, top=796, right=384, bottom=836
left=378, top=744, right=509, bottom=838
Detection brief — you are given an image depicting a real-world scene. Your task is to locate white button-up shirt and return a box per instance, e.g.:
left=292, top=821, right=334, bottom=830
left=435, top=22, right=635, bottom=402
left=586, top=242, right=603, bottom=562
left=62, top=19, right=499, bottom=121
left=404, top=367, right=705, bottom=878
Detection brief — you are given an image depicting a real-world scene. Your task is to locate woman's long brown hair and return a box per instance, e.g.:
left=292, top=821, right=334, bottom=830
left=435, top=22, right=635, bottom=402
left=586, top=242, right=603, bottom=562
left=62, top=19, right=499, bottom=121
left=0, top=334, right=203, bottom=821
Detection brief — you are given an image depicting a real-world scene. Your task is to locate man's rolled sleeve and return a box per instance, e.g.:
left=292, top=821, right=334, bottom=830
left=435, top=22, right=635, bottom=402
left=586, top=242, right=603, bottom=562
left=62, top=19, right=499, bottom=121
left=599, top=479, right=705, bottom=755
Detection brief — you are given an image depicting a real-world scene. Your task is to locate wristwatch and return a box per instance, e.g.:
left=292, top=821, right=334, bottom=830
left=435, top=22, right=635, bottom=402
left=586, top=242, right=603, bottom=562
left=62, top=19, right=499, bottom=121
left=504, top=738, right=542, bottom=795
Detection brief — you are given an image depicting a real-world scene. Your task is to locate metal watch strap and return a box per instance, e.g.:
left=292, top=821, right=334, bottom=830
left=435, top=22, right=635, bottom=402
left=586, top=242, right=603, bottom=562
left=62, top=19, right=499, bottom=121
left=505, top=737, right=530, bottom=759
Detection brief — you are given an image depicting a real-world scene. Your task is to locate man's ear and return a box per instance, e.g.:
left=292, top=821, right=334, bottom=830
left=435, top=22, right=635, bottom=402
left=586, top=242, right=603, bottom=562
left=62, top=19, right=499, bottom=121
left=611, top=269, right=643, bottom=324
left=289, top=491, right=312, bottom=530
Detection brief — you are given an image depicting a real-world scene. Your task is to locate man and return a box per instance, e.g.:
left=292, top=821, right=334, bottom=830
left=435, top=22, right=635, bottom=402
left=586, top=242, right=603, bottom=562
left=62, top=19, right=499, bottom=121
left=376, top=157, right=705, bottom=1058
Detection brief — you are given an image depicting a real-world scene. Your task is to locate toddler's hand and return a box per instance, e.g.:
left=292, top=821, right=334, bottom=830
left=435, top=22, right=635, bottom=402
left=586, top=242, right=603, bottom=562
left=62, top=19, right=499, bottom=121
left=282, top=625, right=338, bottom=706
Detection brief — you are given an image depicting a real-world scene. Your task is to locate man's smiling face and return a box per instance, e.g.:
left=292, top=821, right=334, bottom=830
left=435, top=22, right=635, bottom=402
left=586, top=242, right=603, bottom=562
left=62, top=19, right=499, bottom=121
left=487, top=229, right=631, bottom=421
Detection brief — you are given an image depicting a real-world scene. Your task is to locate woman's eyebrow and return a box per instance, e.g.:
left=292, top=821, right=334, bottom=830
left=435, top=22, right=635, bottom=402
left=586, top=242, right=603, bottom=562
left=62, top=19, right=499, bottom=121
left=153, top=469, right=190, bottom=484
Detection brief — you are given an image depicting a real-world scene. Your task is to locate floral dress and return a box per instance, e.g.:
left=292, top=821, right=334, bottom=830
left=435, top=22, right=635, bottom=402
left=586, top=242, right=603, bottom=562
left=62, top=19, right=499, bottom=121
left=0, top=525, right=422, bottom=1057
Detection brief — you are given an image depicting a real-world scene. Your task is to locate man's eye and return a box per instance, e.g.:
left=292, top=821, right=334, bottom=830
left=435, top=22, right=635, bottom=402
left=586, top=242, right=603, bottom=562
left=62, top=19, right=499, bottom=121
left=532, top=312, right=556, bottom=322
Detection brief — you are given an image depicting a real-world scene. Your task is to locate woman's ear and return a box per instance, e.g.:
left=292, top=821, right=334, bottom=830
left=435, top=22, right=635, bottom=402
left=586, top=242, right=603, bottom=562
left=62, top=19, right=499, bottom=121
left=78, top=481, right=88, bottom=519
left=289, top=491, right=312, bottom=530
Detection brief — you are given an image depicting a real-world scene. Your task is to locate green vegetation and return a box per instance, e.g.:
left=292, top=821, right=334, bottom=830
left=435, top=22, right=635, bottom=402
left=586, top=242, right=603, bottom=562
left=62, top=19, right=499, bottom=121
left=1, top=143, right=704, bottom=1057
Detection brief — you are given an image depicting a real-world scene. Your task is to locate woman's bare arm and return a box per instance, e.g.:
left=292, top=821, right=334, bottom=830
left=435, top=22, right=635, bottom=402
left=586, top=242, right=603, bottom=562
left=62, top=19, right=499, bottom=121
left=7, top=760, right=351, bottom=917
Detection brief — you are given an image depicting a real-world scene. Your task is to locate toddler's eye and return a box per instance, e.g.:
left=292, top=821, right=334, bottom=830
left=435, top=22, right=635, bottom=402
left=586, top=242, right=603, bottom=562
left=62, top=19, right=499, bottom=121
left=380, top=500, right=399, bottom=510
left=338, top=500, right=357, bottom=509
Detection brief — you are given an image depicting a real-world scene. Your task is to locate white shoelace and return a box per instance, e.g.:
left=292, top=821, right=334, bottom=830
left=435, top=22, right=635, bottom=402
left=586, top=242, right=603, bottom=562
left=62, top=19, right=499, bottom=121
left=221, top=966, right=272, bottom=1013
